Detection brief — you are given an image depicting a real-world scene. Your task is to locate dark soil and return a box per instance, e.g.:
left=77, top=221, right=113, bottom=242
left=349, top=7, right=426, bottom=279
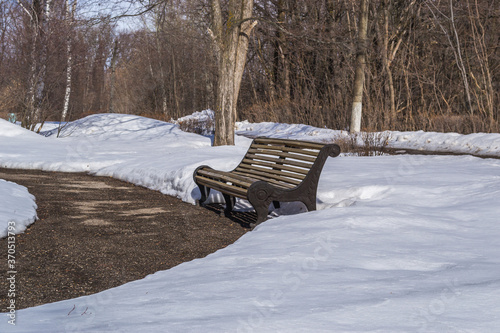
left=0, top=168, right=250, bottom=311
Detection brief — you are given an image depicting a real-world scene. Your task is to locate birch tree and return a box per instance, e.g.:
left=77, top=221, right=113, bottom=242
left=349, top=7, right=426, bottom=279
left=209, top=0, right=257, bottom=146
left=108, top=37, right=119, bottom=113
left=0, top=2, right=9, bottom=77
left=426, top=0, right=475, bottom=129
left=16, top=0, right=42, bottom=129
left=350, top=0, right=369, bottom=133
left=61, top=0, right=76, bottom=124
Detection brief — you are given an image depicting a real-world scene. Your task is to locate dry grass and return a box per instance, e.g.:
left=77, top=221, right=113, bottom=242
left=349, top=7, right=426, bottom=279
left=177, top=117, right=215, bottom=136
left=331, top=131, right=391, bottom=156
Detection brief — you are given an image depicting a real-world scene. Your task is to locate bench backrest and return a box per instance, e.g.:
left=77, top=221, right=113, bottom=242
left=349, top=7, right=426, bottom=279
left=234, top=137, right=337, bottom=188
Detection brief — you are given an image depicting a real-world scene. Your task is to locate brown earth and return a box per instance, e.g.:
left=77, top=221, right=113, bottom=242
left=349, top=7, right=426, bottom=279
left=0, top=168, right=252, bottom=311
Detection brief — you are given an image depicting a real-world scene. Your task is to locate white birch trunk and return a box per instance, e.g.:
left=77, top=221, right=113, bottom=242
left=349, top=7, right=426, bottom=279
left=61, top=0, right=76, bottom=123
left=449, top=0, right=473, bottom=118
left=45, top=0, right=52, bottom=19
left=61, top=51, right=72, bottom=121
left=108, top=39, right=119, bottom=113
left=16, top=0, right=38, bottom=129
left=350, top=0, right=369, bottom=134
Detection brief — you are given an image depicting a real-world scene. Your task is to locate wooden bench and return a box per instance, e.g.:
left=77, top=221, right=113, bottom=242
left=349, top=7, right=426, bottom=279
left=193, top=137, right=340, bottom=227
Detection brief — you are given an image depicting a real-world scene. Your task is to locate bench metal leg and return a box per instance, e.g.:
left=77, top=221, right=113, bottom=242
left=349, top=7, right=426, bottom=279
left=253, top=202, right=270, bottom=227
left=222, top=194, right=236, bottom=216
left=197, top=185, right=210, bottom=206
left=247, top=182, right=275, bottom=227
left=303, top=197, right=316, bottom=212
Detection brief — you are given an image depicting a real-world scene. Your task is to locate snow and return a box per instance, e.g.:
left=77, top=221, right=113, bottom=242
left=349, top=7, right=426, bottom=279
left=172, top=109, right=214, bottom=126
left=1, top=113, right=500, bottom=332
left=0, top=180, right=37, bottom=238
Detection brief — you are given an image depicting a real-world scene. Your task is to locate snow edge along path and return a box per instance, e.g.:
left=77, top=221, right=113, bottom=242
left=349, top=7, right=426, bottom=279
left=1, top=154, right=500, bottom=332
left=0, top=179, right=37, bottom=238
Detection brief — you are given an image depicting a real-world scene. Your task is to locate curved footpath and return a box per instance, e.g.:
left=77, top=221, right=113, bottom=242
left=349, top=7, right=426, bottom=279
left=0, top=168, right=248, bottom=310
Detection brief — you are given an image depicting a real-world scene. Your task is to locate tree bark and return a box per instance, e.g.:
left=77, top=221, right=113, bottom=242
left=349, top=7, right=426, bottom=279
left=380, top=0, right=396, bottom=128
left=276, top=0, right=290, bottom=102
left=154, top=8, right=168, bottom=117
left=16, top=0, right=42, bottom=129
left=108, top=38, right=119, bottom=114
left=350, top=0, right=369, bottom=133
left=470, top=0, right=495, bottom=130
left=427, top=0, right=474, bottom=128
left=210, top=0, right=256, bottom=146
left=171, top=48, right=180, bottom=120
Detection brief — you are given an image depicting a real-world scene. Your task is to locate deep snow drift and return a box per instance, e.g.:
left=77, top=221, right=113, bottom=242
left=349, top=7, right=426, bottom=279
left=1, top=113, right=500, bottom=332
left=0, top=179, right=37, bottom=238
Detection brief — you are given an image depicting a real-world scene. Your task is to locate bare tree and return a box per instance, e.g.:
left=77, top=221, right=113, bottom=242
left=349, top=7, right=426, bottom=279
left=2, top=0, right=497, bottom=135
left=108, top=37, right=119, bottom=113
left=350, top=0, right=369, bottom=133
left=61, top=0, right=76, bottom=124
left=0, top=2, right=10, bottom=86
left=466, top=0, right=497, bottom=131
left=426, top=0, right=474, bottom=126
left=209, top=0, right=257, bottom=146
left=15, top=0, right=43, bottom=129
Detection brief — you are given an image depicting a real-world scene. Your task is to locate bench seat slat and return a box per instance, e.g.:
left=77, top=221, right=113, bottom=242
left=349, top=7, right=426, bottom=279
left=250, top=144, right=320, bottom=157
left=197, top=169, right=253, bottom=188
left=198, top=168, right=296, bottom=190
left=232, top=171, right=296, bottom=189
left=241, top=158, right=310, bottom=175
left=235, top=166, right=303, bottom=186
left=198, top=169, right=291, bottom=189
left=254, top=138, right=326, bottom=150
left=245, top=153, right=314, bottom=169
left=236, top=163, right=306, bottom=181
left=247, top=148, right=317, bottom=163
left=195, top=176, right=248, bottom=198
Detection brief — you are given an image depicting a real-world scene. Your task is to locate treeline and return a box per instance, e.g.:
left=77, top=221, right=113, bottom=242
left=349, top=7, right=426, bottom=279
left=1, top=0, right=498, bottom=133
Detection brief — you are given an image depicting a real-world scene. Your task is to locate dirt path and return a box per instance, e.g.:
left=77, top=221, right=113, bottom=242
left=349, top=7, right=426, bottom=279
left=0, top=168, right=249, bottom=310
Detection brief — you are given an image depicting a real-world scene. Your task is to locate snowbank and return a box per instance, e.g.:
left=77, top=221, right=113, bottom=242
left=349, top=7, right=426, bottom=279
left=235, top=120, right=500, bottom=158
left=0, top=179, right=37, bottom=238
left=1, top=112, right=500, bottom=332
left=1, top=153, right=500, bottom=332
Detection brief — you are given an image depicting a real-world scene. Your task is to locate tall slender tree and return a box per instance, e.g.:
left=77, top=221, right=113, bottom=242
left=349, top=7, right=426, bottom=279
left=61, top=0, right=76, bottom=124
left=209, top=0, right=257, bottom=146
left=350, top=0, right=369, bottom=133
left=108, top=37, right=119, bottom=113
left=16, top=0, right=43, bottom=129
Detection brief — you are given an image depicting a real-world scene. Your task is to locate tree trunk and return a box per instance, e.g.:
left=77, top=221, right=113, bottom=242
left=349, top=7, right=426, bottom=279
left=25, top=30, right=38, bottom=129
left=154, top=10, right=168, bottom=117
left=108, top=38, right=119, bottom=114
left=61, top=0, right=76, bottom=125
left=210, top=0, right=256, bottom=146
left=380, top=0, right=396, bottom=128
left=171, top=49, right=180, bottom=120
left=276, top=0, right=290, bottom=102
left=350, top=0, right=369, bottom=133
left=16, top=0, right=42, bottom=129
left=427, top=0, right=474, bottom=129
